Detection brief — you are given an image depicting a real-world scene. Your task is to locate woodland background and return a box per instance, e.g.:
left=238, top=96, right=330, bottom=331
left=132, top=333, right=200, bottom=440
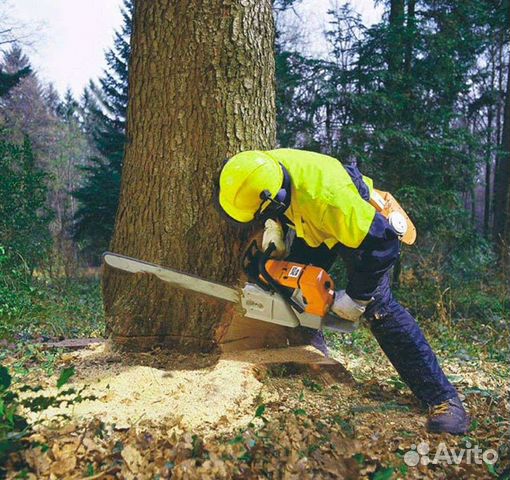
left=1, top=0, right=508, bottom=342
left=0, top=0, right=509, bottom=477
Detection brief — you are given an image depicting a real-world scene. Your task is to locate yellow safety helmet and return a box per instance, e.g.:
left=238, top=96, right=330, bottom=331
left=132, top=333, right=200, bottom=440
left=218, top=151, right=284, bottom=223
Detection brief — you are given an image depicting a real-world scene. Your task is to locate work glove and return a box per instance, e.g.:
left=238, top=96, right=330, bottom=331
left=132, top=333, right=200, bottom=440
left=262, top=219, right=287, bottom=258
left=331, top=290, right=371, bottom=322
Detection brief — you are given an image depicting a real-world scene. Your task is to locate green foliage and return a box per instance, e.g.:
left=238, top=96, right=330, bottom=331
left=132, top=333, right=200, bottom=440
left=0, top=135, right=101, bottom=341
left=0, top=268, right=34, bottom=327
left=0, top=135, right=51, bottom=274
left=275, top=0, right=501, bottom=244
left=328, top=244, right=509, bottom=364
left=73, top=155, right=122, bottom=259
left=341, top=0, right=486, bottom=209
left=275, top=47, right=326, bottom=150
left=254, top=404, right=266, bottom=418
left=302, top=377, right=323, bottom=392
left=0, top=276, right=104, bottom=340
left=0, top=132, right=55, bottom=339
left=0, top=66, right=31, bottom=97
left=56, top=366, right=75, bottom=389
left=372, top=467, right=394, bottom=480
left=2, top=47, right=93, bottom=275
left=277, top=1, right=509, bottom=372
left=0, top=47, right=57, bottom=158
left=0, top=366, right=28, bottom=471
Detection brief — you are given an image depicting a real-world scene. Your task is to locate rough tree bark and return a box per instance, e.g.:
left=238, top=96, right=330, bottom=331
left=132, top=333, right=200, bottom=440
left=103, top=0, right=306, bottom=352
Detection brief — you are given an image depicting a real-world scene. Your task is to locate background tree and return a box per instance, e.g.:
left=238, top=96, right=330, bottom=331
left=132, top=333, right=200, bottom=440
left=103, top=0, right=305, bottom=352
left=73, top=0, right=133, bottom=261
left=272, top=0, right=510, bottom=285
left=44, top=90, right=91, bottom=276
left=1, top=48, right=91, bottom=275
left=274, top=0, right=326, bottom=150
left=494, top=53, right=510, bottom=259
left=320, top=3, right=365, bottom=157
left=0, top=0, right=39, bottom=50
left=0, top=47, right=56, bottom=158
left=0, top=135, right=50, bottom=273
left=275, top=45, right=326, bottom=150
left=0, top=65, right=30, bottom=97
left=492, top=0, right=510, bottom=261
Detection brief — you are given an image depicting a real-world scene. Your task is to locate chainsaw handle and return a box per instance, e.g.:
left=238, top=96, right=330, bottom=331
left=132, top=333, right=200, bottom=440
left=259, top=243, right=305, bottom=314
left=262, top=242, right=277, bottom=259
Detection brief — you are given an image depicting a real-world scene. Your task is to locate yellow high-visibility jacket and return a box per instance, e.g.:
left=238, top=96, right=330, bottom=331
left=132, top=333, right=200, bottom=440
left=265, top=149, right=376, bottom=249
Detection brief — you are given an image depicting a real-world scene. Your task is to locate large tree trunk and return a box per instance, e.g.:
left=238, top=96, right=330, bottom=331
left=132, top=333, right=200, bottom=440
left=103, top=0, right=305, bottom=352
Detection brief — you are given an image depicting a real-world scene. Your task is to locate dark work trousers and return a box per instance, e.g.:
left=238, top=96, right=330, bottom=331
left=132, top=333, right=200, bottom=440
left=286, top=237, right=458, bottom=407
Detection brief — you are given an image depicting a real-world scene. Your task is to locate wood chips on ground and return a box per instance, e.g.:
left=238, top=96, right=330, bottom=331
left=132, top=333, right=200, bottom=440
left=5, top=341, right=509, bottom=479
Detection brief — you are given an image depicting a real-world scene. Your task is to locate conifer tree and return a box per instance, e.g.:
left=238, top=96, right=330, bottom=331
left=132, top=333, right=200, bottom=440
left=287, top=1, right=488, bottom=241
left=73, top=0, right=132, bottom=260
left=0, top=135, right=51, bottom=273
left=1, top=45, right=92, bottom=272
left=274, top=5, right=328, bottom=151
left=0, top=47, right=55, bottom=158
left=0, top=66, right=30, bottom=97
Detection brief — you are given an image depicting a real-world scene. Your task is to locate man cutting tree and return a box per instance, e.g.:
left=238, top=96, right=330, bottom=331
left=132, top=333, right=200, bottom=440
left=217, top=148, right=469, bottom=435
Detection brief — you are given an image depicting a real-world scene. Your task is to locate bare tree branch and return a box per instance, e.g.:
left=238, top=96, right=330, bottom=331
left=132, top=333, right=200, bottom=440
left=0, top=0, right=45, bottom=52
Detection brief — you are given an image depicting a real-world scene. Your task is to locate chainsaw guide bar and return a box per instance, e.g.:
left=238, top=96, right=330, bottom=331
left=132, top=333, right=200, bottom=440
left=103, top=251, right=359, bottom=334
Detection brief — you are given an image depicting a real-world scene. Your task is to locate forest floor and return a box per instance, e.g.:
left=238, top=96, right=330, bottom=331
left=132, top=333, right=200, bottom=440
left=3, top=327, right=509, bottom=480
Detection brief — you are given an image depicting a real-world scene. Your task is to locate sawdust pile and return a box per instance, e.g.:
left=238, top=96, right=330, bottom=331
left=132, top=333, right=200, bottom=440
left=32, top=344, right=257, bottom=431
left=31, top=344, right=338, bottom=433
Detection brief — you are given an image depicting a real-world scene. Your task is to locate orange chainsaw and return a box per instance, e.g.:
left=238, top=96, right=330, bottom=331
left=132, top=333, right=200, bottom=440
left=239, top=241, right=356, bottom=332
left=103, top=242, right=358, bottom=334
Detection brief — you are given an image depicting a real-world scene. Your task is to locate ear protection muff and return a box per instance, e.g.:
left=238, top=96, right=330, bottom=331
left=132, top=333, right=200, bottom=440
left=255, top=164, right=292, bottom=222
left=254, top=188, right=290, bottom=223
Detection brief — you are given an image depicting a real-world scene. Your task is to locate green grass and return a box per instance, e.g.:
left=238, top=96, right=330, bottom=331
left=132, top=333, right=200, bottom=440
left=0, top=276, right=104, bottom=340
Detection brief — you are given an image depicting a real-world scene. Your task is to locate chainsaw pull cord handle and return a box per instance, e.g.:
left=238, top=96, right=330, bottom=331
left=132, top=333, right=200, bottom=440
left=258, top=243, right=305, bottom=314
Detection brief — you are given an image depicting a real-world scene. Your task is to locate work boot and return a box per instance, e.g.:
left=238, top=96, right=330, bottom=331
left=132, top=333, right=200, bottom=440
left=426, top=397, right=470, bottom=435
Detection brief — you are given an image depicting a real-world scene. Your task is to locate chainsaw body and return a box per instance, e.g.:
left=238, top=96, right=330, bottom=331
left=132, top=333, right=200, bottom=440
left=241, top=241, right=358, bottom=333
left=263, top=259, right=335, bottom=317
